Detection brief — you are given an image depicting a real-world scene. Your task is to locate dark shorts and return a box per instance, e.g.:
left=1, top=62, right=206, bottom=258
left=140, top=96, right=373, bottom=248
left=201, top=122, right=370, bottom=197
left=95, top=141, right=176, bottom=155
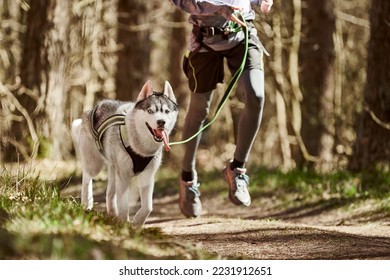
left=182, top=35, right=264, bottom=93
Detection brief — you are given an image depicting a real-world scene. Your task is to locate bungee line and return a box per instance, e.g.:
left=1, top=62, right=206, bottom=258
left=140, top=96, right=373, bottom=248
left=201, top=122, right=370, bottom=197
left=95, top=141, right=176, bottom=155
left=169, top=13, right=249, bottom=147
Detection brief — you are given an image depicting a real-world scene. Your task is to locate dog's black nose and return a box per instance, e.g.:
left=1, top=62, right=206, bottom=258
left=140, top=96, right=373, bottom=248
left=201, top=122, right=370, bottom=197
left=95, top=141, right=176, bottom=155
left=157, top=119, right=166, bottom=128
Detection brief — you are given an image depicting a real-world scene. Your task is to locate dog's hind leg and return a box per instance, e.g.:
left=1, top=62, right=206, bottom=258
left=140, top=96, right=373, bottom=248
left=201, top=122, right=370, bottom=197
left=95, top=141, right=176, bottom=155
left=78, top=128, right=104, bottom=210
left=81, top=158, right=103, bottom=210
left=132, top=174, right=154, bottom=226
left=71, top=119, right=82, bottom=150
left=106, top=165, right=118, bottom=216
left=81, top=173, right=94, bottom=210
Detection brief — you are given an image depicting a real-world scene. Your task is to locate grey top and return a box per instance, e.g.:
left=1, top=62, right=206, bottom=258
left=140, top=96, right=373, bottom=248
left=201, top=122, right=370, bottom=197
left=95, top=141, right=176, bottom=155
left=171, top=0, right=264, bottom=51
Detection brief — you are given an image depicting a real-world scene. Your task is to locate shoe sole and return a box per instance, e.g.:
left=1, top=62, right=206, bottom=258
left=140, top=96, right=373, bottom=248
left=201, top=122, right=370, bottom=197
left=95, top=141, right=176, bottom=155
left=228, top=191, right=251, bottom=206
left=179, top=178, right=202, bottom=218
left=179, top=194, right=202, bottom=218
left=179, top=204, right=202, bottom=218
left=224, top=168, right=251, bottom=207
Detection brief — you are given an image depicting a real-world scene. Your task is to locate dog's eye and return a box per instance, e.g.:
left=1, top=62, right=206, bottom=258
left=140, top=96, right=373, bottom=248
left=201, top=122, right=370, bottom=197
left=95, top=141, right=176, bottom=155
left=147, top=109, right=154, bottom=114
left=165, top=109, right=170, bottom=114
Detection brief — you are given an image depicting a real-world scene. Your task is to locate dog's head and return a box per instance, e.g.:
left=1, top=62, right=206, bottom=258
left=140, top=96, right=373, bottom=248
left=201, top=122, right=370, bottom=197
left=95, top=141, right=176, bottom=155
left=134, top=80, right=178, bottom=151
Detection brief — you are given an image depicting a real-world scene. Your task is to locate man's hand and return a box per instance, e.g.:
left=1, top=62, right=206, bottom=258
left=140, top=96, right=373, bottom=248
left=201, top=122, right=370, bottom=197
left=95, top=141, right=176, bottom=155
left=230, top=5, right=246, bottom=27
left=261, top=0, right=273, bottom=13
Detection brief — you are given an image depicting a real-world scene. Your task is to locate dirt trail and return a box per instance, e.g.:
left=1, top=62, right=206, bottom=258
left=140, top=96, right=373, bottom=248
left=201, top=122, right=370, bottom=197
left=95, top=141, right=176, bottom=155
left=146, top=193, right=390, bottom=259
left=16, top=160, right=390, bottom=260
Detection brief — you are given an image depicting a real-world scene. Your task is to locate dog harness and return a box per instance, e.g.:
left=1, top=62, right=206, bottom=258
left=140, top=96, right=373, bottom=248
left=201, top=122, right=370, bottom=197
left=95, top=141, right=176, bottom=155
left=89, top=106, right=154, bottom=174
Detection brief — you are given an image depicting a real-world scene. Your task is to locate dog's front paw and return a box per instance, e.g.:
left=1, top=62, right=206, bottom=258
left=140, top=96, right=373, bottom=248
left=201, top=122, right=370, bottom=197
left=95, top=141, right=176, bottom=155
left=131, top=216, right=146, bottom=228
left=131, top=213, right=150, bottom=228
left=106, top=204, right=118, bottom=217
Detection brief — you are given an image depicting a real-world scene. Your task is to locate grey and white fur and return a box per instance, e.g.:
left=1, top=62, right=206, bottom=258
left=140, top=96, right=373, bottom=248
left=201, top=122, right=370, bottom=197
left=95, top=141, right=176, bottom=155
left=71, top=80, right=178, bottom=226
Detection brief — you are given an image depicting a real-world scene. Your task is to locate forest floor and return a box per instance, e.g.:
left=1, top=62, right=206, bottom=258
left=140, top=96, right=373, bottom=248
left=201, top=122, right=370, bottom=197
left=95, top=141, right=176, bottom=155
left=146, top=192, right=390, bottom=259
left=4, top=159, right=390, bottom=260
left=55, top=160, right=390, bottom=260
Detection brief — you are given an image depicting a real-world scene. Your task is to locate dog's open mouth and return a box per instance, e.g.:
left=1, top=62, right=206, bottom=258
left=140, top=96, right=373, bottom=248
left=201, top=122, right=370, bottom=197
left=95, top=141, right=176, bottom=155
left=146, top=122, right=171, bottom=151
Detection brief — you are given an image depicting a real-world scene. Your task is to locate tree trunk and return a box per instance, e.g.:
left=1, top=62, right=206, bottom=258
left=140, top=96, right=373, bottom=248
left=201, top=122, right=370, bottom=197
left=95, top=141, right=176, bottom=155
left=272, top=9, right=293, bottom=170
left=167, top=8, right=188, bottom=145
left=116, top=0, right=151, bottom=101
left=168, top=8, right=187, bottom=99
left=300, top=0, right=336, bottom=172
left=6, top=0, right=51, bottom=161
left=350, top=0, right=390, bottom=171
left=0, top=0, right=23, bottom=84
left=69, top=0, right=118, bottom=114
left=41, top=0, right=71, bottom=160
left=5, top=0, right=71, bottom=161
left=20, top=0, right=49, bottom=93
left=0, top=0, right=27, bottom=161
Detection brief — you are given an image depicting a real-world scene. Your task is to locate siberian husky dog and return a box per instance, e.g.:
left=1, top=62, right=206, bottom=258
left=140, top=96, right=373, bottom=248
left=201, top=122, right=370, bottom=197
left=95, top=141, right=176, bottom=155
left=71, top=80, right=178, bottom=226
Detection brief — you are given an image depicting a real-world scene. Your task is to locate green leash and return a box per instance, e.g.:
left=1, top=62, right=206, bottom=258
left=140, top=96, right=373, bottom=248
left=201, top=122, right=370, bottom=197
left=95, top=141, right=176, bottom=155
left=169, top=16, right=249, bottom=147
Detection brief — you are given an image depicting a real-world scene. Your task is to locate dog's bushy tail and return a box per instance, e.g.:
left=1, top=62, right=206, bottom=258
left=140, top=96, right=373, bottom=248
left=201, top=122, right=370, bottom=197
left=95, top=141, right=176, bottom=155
left=71, top=119, right=82, bottom=154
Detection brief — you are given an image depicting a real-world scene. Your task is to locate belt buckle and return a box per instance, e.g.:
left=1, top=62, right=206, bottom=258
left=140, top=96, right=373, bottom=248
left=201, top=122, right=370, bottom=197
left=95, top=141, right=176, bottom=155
left=207, top=27, right=215, bottom=37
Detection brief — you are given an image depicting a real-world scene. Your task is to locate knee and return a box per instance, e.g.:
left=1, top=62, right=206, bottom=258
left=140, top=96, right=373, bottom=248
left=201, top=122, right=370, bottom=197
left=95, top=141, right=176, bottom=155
left=144, top=204, right=153, bottom=214
left=191, top=106, right=210, bottom=121
left=246, top=88, right=265, bottom=113
left=241, top=69, right=265, bottom=112
left=186, top=92, right=213, bottom=122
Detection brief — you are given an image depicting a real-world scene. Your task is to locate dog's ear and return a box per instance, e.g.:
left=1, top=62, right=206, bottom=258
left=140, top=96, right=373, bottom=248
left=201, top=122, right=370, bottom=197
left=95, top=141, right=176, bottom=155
left=137, top=80, right=153, bottom=102
left=163, top=81, right=176, bottom=103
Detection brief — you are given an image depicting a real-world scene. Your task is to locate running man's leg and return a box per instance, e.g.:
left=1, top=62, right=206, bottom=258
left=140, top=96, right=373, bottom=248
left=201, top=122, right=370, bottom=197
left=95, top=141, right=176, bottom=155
left=182, top=90, right=214, bottom=176
left=234, top=68, right=265, bottom=164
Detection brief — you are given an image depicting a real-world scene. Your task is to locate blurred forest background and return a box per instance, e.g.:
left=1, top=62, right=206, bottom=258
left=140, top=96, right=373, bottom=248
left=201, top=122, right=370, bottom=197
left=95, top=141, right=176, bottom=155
left=0, top=0, right=389, bottom=174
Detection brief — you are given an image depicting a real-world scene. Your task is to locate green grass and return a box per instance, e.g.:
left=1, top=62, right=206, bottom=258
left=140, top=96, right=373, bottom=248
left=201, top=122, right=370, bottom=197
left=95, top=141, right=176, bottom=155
left=158, top=166, right=390, bottom=200
left=251, top=167, right=390, bottom=199
left=248, top=167, right=390, bottom=218
left=0, top=166, right=216, bottom=260
left=1, top=163, right=389, bottom=259
left=157, top=165, right=390, bottom=216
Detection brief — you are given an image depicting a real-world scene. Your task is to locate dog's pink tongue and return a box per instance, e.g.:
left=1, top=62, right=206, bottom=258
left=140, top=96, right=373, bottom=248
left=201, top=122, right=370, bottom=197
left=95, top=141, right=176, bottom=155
left=162, top=130, right=171, bottom=152
left=154, top=129, right=171, bottom=152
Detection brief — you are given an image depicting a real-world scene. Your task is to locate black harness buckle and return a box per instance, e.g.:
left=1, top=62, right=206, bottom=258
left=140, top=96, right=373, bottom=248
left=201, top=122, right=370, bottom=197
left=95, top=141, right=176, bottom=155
left=201, top=26, right=225, bottom=37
